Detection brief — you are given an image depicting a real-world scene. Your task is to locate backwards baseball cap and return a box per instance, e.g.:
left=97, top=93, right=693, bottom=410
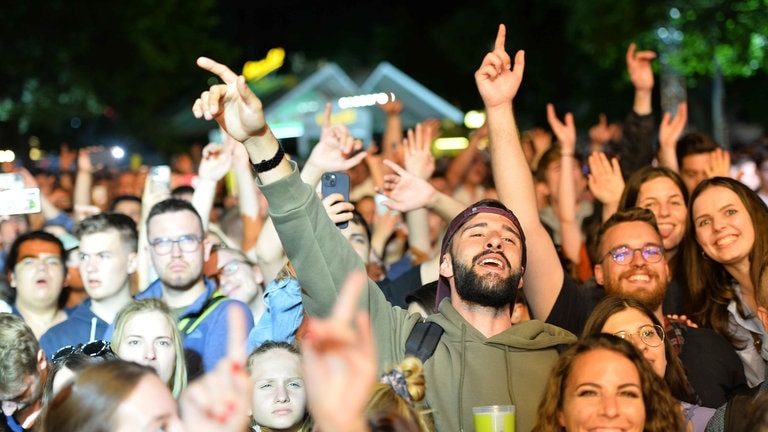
left=435, top=201, right=527, bottom=309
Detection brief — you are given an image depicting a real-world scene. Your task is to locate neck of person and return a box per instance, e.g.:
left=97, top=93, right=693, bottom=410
left=90, top=287, right=134, bottom=324
left=161, top=278, right=207, bottom=309
left=15, top=301, right=65, bottom=339
left=453, top=298, right=513, bottom=338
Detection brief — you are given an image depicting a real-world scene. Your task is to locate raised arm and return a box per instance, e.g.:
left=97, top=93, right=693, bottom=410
left=192, top=141, right=233, bottom=231
left=657, top=102, right=688, bottom=172
left=617, top=43, right=658, bottom=178
left=546, top=103, right=582, bottom=265
left=587, top=151, right=625, bottom=222
left=475, top=24, right=562, bottom=321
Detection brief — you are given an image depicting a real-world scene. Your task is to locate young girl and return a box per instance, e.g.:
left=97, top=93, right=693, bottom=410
left=247, top=341, right=311, bottom=432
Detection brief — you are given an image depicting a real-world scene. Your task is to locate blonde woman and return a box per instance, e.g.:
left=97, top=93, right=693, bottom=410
left=111, top=298, right=187, bottom=399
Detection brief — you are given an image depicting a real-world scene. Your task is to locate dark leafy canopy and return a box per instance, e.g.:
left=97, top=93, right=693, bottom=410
left=0, top=0, right=765, bottom=158
left=0, top=0, right=238, bottom=154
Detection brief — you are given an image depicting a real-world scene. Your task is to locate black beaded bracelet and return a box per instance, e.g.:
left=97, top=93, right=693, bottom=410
left=251, top=145, right=285, bottom=173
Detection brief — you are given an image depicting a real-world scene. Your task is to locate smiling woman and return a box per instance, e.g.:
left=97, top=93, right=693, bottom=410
left=531, top=333, right=684, bottom=432
left=684, top=176, right=768, bottom=387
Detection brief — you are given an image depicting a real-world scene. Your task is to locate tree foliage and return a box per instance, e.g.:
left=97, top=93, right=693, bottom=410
left=0, top=0, right=239, bottom=153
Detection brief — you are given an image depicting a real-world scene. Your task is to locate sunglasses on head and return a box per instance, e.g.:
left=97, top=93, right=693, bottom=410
left=52, top=340, right=112, bottom=364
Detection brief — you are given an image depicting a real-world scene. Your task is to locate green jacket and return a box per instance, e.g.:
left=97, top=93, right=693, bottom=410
left=260, top=163, right=577, bottom=432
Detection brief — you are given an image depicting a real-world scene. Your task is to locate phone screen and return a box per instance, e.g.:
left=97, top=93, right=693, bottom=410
left=0, top=188, right=42, bottom=215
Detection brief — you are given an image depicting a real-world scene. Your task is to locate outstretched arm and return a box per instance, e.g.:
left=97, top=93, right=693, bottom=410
left=657, top=102, right=687, bottom=172
left=546, top=103, right=582, bottom=265
left=475, top=24, right=562, bottom=321
left=193, top=57, right=291, bottom=185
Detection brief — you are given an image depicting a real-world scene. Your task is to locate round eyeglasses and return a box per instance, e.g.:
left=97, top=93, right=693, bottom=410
left=601, top=244, right=663, bottom=266
left=613, top=324, right=665, bottom=348
left=149, top=235, right=202, bottom=255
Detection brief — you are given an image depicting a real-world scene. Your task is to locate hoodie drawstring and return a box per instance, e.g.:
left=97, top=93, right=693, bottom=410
left=89, top=317, right=97, bottom=341
left=458, top=324, right=467, bottom=431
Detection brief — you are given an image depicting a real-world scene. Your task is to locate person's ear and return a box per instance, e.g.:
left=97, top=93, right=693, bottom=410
left=126, top=252, right=139, bottom=275
left=37, top=349, right=47, bottom=371
left=202, top=238, right=214, bottom=262
left=439, top=253, right=453, bottom=279
left=8, top=271, right=16, bottom=288
left=594, top=263, right=605, bottom=285
left=251, top=264, right=264, bottom=286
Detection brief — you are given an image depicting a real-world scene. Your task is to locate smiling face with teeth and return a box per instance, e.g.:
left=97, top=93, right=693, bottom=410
left=692, top=185, right=755, bottom=269
left=635, top=177, right=687, bottom=255
left=595, top=221, right=670, bottom=314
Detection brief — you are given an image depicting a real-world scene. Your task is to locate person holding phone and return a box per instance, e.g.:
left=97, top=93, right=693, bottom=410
left=191, top=24, right=578, bottom=431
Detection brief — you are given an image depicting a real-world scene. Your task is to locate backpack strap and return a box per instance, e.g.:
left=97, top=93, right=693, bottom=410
left=405, top=320, right=444, bottom=363
left=177, top=291, right=227, bottom=338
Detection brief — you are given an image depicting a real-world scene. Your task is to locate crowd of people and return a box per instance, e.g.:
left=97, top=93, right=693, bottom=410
left=1, top=22, right=768, bottom=432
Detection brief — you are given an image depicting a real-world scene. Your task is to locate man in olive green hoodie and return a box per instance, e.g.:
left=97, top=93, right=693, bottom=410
left=191, top=24, right=576, bottom=432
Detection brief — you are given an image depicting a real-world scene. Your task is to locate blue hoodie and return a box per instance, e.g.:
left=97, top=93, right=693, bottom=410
left=39, top=299, right=108, bottom=358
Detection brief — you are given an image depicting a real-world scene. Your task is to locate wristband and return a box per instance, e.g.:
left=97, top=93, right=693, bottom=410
left=251, top=145, right=285, bottom=173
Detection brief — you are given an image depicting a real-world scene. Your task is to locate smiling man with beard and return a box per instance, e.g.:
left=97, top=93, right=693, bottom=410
left=545, top=207, right=748, bottom=408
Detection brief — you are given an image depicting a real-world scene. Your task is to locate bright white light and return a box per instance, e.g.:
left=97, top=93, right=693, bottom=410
left=669, top=8, right=680, bottom=19
left=0, top=150, right=15, bottom=163
left=464, top=110, right=486, bottom=129
left=434, top=137, right=469, bottom=151
left=338, top=92, right=395, bottom=109
left=271, top=122, right=305, bottom=139
left=110, top=146, right=125, bottom=160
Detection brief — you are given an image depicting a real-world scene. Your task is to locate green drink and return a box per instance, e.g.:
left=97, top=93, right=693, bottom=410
left=472, top=405, right=515, bottom=432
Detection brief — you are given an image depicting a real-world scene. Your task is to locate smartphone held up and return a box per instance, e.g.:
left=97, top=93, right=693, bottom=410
left=321, top=171, right=351, bottom=229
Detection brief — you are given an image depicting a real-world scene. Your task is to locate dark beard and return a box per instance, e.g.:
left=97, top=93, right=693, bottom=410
left=453, top=253, right=522, bottom=308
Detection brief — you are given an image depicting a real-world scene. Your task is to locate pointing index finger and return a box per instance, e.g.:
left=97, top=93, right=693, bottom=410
left=196, top=56, right=240, bottom=84
left=494, top=24, right=507, bottom=51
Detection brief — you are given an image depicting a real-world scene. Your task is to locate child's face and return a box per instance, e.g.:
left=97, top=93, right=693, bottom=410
left=250, top=348, right=307, bottom=430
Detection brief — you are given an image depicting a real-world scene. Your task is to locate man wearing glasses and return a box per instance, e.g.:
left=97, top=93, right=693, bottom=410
left=0, top=314, right=47, bottom=432
left=546, top=207, right=748, bottom=408
left=138, top=198, right=253, bottom=379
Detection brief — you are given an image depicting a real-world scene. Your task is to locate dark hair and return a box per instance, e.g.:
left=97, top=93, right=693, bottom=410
left=109, top=195, right=142, bottom=212
left=349, top=209, right=372, bottom=241
left=619, top=166, right=689, bottom=212
left=594, top=208, right=661, bottom=262
left=4, top=230, right=65, bottom=276
left=683, top=177, right=768, bottom=346
left=534, top=144, right=584, bottom=184
left=676, top=132, right=719, bottom=163
left=76, top=212, right=138, bottom=252
left=171, top=185, right=195, bottom=198
left=582, top=296, right=700, bottom=404
left=146, top=198, right=203, bottom=236
left=37, top=360, right=158, bottom=432
left=405, top=282, right=438, bottom=316
left=532, top=333, right=684, bottom=432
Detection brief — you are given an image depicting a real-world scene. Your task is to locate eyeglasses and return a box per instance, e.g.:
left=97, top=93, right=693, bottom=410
left=613, top=324, right=665, bottom=347
left=218, top=260, right=249, bottom=278
left=52, top=340, right=112, bottom=364
left=601, top=244, right=663, bottom=266
left=149, top=235, right=202, bottom=255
